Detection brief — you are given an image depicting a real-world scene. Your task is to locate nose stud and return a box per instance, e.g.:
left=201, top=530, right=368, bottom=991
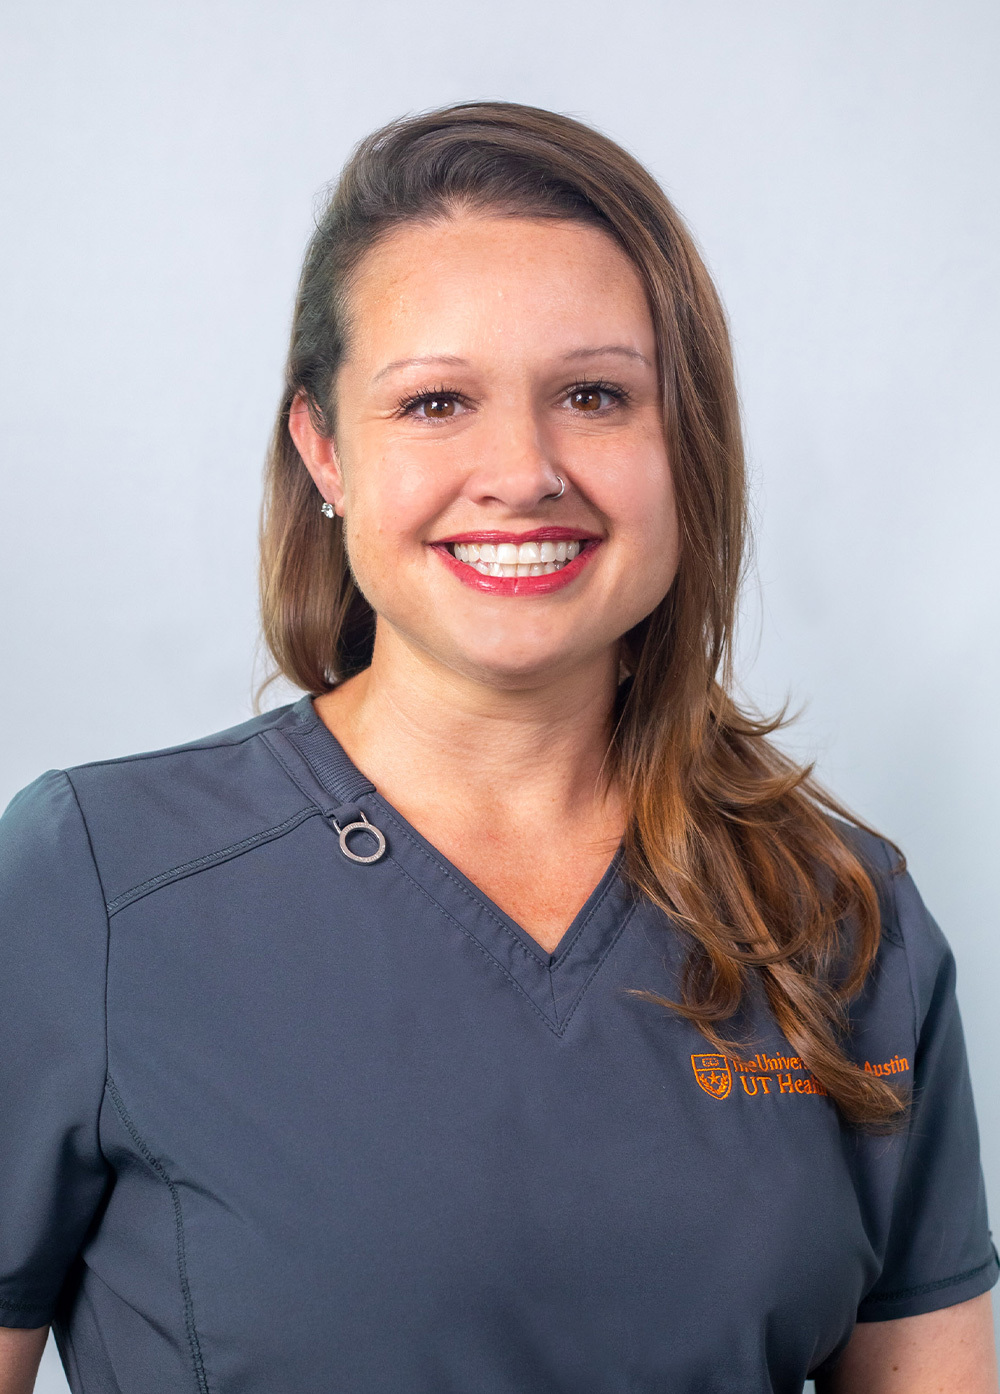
left=545, top=476, right=565, bottom=500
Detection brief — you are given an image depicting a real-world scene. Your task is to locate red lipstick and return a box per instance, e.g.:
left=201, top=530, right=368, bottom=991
left=434, top=526, right=601, bottom=545
left=430, top=531, right=601, bottom=597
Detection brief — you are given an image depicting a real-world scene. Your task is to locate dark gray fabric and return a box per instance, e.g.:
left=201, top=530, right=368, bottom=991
left=0, top=695, right=996, bottom=1393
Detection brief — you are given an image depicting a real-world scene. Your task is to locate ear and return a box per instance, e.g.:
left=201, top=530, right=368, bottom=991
left=288, top=391, right=346, bottom=516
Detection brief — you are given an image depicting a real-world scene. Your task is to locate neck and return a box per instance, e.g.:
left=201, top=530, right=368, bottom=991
left=313, top=624, right=622, bottom=826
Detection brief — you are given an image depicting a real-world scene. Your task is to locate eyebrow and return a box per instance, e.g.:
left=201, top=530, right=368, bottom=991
left=372, top=345, right=651, bottom=383
left=372, top=355, right=469, bottom=383
left=560, top=345, right=653, bottom=367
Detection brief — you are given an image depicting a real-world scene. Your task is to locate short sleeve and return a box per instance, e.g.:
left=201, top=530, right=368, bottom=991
left=856, top=860, right=1000, bottom=1320
left=0, top=770, right=111, bottom=1328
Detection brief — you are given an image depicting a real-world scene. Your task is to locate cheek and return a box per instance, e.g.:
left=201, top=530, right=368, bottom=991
left=339, top=443, right=456, bottom=590
left=599, top=443, right=680, bottom=615
left=592, top=434, right=678, bottom=555
left=343, top=446, right=447, bottom=538
left=648, top=475, right=681, bottom=574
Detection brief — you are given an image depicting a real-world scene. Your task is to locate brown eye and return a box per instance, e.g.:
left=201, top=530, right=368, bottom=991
left=569, top=389, right=604, bottom=412
left=422, top=397, right=456, bottom=418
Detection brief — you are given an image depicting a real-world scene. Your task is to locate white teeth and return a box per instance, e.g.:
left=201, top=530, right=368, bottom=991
left=449, top=538, right=589, bottom=576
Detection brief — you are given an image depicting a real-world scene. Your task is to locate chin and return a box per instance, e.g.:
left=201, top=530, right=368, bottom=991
left=442, top=634, right=611, bottom=691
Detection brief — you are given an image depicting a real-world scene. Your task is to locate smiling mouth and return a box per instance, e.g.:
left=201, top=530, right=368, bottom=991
left=445, top=538, right=588, bottom=577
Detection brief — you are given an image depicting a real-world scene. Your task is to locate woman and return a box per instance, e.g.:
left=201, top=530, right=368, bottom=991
left=0, top=102, right=996, bottom=1394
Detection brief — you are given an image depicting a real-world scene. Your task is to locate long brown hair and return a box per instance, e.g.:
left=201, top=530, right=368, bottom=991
left=259, top=101, right=905, bottom=1126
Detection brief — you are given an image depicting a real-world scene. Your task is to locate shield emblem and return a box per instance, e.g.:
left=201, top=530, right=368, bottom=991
left=691, top=1053, right=732, bottom=1100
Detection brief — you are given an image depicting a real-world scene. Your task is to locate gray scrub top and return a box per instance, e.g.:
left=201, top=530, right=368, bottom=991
left=0, top=695, right=996, bottom=1393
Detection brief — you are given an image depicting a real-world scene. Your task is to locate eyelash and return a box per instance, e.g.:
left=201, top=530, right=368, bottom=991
left=394, top=379, right=632, bottom=418
left=565, top=378, right=632, bottom=408
left=394, top=385, right=472, bottom=418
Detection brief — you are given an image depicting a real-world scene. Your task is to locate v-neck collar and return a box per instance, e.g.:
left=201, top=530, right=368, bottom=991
left=262, top=695, right=638, bottom=1035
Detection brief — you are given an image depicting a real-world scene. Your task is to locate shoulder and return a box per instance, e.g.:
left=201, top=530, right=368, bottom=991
left=831, top=817, right=955, bottom=1043
left=1, top=697, right=321, bottom=918
left=0, top=766, right=95, bottom=884
left=0, top=770, right=109, bottom=1008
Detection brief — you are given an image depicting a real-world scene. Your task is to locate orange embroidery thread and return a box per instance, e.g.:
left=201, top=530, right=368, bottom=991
left=691, top=1052, right=909, bottom=1099
left=691, top=1053, right=732, bottom=1099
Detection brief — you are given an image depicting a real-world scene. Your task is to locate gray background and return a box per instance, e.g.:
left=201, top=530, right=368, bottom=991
left=2, top=1, right=997, bottom=1387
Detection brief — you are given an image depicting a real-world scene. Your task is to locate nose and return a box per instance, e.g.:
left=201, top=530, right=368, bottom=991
left=466, top=406, right=564, bottom=511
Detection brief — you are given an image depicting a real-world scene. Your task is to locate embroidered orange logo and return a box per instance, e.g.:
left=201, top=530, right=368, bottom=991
left=689, top=1050, right=910, bottom=1101
left=691, top=1053, right=732, bottom=1100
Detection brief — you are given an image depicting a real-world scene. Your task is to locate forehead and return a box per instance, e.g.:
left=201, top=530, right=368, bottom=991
left=343, top=213, right=655, bottom=363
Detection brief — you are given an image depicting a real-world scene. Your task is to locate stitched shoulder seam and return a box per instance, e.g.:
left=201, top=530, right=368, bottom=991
left=880, top=837, right=921, bottom=1052
left=62, top=722, right=287, bottom=774
left=106, top=806, right=320, bottom=916
left=877, top=834, right=906, bottom=948
left=63, top=771, right=113, bottom=1142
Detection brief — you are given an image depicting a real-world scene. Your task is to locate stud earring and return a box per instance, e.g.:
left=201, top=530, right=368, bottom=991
left=320, top=501, right=336, bottom=518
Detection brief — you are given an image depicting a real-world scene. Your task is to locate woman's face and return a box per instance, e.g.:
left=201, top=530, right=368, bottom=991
left=292, top=212, right=679, bottom=690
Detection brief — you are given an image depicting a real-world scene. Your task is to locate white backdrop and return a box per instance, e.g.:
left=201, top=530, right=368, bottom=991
left=2, top=1, right=997, bottom=1386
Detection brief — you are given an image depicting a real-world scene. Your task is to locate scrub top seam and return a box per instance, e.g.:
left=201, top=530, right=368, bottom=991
left=385, top=855, right=565, bottom=1033
left=864, top=832, right=905, bottom=949
left=63, top=771, right=113, bottom=1134
left=286, top=705, right=628, bottom=977
left=549, top=855, right=627, bottom=967
left=104, top=1076, right=211, bottom=1394
left=69, top=1279, right=126, bottom=1394
left=369, top=799, right=559, bottom=972
left=259, top=730, right=338, bottom=816
left=0, top=1295, right=44, bottom=1316
left=555, top=902, right=638, bottom=1033
left=881, top=841, right=921, bottom=1052
left=861, top=1249, right=1000, bottom=1304
left=384, top=852, right=637, bottom=1035
left=104, top=806, right=322, bottom=916
left=285, top=722, right=375, bottom=804
left=59, top=723, right=290, bottom=774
